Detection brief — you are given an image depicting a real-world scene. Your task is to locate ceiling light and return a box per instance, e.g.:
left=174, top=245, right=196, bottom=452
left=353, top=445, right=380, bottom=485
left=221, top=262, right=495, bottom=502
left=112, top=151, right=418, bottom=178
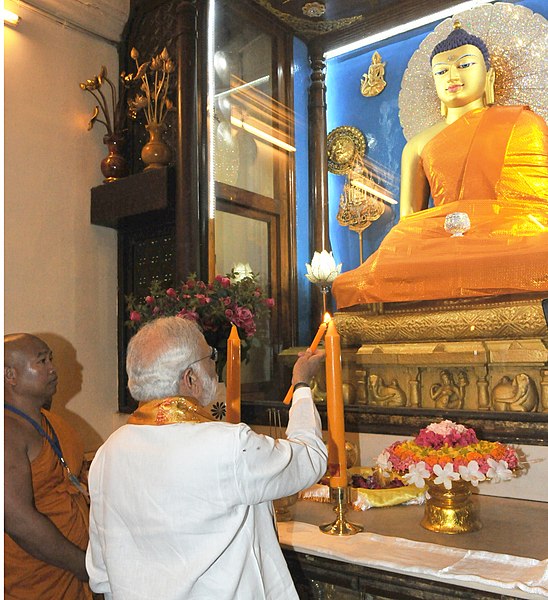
left=4, top=8, right=21, bottom=27
left=324, top=1, right=495, bottom=60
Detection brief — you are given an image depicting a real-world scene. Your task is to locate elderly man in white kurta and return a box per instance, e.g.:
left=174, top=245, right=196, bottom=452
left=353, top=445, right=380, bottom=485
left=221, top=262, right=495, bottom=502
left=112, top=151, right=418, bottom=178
left=86, top=316, right=327, bottom=600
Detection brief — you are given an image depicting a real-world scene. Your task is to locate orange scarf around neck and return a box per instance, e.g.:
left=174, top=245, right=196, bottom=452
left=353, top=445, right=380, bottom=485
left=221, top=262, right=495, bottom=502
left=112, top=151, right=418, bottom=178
left=128, top=397, right=214, bottom=426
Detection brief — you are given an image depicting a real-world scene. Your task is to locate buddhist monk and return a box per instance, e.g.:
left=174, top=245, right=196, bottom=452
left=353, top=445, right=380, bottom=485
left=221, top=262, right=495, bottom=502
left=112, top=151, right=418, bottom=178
left=333, top=24, right=548, bottom=308
left=4, top=333, right=92, bottom=599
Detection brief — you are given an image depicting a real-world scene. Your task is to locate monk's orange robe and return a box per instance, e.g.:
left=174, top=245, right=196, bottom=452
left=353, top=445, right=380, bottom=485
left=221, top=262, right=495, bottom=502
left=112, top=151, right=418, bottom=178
left=4, top=410, right=92, bottom=600
left=333, top=106, right=548, bottom=308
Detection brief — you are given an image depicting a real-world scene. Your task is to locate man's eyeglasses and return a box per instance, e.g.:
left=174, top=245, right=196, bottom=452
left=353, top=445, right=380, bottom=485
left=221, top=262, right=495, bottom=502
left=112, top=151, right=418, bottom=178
left=185, top=346, right=218, bottom=371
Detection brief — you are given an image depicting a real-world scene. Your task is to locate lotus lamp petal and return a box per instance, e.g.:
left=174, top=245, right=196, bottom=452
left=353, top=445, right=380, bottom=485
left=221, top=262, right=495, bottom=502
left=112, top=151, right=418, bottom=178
left=305, top=250, right=342, bottom=286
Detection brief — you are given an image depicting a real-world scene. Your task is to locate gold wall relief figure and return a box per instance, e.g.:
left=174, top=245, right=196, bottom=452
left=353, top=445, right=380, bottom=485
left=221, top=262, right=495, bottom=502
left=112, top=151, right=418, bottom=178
left=310, top=371, right=327, bottom=403
left=368, top=374, right=407, bottom=407
left=430, top=369, right=468, bottom=409
left=491, top=374, right=539, bottom=412
left=360, top=51, right=387, bottom=97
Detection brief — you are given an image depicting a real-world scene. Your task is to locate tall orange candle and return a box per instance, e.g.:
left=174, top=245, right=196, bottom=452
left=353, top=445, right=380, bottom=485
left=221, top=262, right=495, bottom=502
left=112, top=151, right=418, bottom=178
left=324, top=318, right=347, bottom=488
left=282, top=313, right=330, bottom=405
left=225, top=325, right=241, bottom=423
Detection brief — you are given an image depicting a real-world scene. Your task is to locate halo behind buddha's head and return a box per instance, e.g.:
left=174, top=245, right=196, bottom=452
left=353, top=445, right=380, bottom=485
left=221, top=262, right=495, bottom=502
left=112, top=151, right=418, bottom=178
left=430, top=23, right=490, bottom=70
left=398, top=3, right=547, bottom=141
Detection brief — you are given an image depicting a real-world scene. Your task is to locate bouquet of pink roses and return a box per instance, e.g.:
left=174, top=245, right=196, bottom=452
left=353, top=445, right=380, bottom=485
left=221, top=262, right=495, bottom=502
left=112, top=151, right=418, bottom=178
left=376, top=420, right=520, bottom=490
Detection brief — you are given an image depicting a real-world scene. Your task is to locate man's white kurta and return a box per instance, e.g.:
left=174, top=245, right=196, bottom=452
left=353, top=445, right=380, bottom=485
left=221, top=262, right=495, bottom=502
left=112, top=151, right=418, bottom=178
left=86, top=389, right=327, bottom=600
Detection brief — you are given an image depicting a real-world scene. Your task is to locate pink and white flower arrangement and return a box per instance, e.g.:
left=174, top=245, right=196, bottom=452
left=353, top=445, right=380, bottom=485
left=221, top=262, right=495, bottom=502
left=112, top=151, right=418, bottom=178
left=377, top=420, right=520, bottom=490
left=126, top=271, right=274, bottom=379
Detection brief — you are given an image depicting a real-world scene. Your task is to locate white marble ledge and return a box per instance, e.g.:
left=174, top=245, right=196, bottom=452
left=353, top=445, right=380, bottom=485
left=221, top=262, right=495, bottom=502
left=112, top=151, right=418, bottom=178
left=278, top=521, right=548, bottom=599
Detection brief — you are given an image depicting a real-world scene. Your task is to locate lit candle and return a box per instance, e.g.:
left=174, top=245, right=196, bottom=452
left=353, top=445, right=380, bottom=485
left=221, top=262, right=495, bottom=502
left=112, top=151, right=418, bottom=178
left=225, top=325, right=241, bottom=423
left=282, top=313, right=330, bottom=405
left=324, top=318, right=347, bottom=488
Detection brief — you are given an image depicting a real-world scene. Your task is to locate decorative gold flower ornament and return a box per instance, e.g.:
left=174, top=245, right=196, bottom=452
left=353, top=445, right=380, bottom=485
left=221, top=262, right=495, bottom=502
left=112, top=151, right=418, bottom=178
left=125, top=47, right=176, bottom=127
left=79, top=65, right=128, bottom=137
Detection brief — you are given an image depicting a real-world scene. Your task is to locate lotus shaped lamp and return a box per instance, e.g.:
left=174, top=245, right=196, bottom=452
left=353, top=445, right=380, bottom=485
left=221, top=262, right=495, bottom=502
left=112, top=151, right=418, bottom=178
left=305, top=250, right=342, bottom=314
left=305, top=250, right=342, bottom=287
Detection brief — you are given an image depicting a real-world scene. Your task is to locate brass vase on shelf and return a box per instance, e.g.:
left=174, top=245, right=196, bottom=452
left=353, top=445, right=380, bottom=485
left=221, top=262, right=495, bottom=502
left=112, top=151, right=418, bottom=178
left=141, top=123, right=172, bottom=170
left=421, top=480, right=481, bottom=534
left=79, top=64, right=133, bottom=183
left=101, top=134, right=129, bottom=183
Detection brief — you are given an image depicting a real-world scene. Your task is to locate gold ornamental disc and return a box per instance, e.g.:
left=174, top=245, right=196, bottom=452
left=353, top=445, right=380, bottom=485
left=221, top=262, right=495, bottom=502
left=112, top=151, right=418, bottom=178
left=327, top=126, right=366, bottom=174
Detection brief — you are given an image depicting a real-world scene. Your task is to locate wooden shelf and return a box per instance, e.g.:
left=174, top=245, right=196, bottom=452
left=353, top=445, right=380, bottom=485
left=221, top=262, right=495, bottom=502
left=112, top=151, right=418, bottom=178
left=90, top=167, right=175, bottom=229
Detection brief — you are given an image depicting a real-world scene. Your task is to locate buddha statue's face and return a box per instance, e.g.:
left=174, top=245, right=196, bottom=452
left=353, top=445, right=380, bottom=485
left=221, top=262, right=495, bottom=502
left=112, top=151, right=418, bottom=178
left=431, top=43, right=488, bottom=109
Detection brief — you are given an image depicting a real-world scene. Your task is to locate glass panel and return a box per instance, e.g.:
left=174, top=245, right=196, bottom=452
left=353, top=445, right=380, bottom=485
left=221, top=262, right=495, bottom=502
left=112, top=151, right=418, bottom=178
left=212, top=5, right=276, bottom=197
left=215, top=210, right=271, bottom=383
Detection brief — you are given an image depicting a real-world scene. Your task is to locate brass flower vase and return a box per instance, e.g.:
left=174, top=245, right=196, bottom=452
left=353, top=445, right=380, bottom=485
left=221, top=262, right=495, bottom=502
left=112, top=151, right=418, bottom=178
left=421, top=480, right=481, bottom=534
left=101, top=134, right=129, bottom=183
left=141, top=122, right=171, bottom=170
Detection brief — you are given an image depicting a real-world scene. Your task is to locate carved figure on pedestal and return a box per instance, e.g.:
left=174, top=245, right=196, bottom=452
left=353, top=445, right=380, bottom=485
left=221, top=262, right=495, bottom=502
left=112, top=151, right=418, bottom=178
left=368, top=374, right=407, bottom=407
left=491, top=373, right=539, bottom=412
left=430, top=370, right=467, bottom=409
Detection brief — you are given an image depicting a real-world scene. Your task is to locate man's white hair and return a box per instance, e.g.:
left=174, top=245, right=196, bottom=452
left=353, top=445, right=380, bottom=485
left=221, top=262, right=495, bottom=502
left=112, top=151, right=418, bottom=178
left=127, top=317, right=203, bottom=402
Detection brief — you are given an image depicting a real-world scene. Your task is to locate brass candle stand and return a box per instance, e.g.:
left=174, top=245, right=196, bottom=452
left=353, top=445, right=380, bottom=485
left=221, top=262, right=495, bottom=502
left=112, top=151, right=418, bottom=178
left=319, top=486, right=364, bottom=536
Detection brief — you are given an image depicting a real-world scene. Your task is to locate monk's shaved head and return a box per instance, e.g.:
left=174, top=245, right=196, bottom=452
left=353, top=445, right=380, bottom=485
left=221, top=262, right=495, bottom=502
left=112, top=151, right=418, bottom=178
left=5, top=334, right=47, bottom=368
left=4, top=334, right=57, bottom=407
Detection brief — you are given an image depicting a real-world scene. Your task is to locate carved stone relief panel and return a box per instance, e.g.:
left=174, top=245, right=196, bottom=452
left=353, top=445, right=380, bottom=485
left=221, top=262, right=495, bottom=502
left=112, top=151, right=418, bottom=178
left=351, top=340, right=548, bottom=414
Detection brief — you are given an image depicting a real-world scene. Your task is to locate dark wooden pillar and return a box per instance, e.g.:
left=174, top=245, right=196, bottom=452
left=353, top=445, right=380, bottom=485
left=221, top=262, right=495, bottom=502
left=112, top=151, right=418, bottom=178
left=308, top=42, right=331, bottom=322
left=175, top=1, right=200, bottom=281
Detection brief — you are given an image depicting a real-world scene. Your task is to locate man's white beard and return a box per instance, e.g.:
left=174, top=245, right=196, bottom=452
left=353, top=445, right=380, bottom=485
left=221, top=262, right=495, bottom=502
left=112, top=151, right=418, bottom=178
left=196, top=367, right=219, bottom=407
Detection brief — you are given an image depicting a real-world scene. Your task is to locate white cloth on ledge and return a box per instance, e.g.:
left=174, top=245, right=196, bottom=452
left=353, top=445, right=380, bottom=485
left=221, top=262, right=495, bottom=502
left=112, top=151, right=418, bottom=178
left=440, top=551, right=548, bottom=597
left=278, top=521, right=548, bottom=598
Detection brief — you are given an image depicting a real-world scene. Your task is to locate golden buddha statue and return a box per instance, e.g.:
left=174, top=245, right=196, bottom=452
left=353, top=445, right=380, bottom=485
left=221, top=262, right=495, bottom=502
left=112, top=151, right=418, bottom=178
left=333, top=24, right=548, bottom=308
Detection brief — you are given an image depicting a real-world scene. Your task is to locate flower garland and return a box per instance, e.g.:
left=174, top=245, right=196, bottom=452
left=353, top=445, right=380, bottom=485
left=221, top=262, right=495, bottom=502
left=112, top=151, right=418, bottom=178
left=377, top=420, right=520, bottom=490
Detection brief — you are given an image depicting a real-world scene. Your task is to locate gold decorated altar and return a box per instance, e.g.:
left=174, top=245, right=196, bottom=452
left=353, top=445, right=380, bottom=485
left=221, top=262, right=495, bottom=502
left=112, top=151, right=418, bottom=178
left=279, top=293, right=548, bottom=445
left=335, top=293, right=548, bottom=412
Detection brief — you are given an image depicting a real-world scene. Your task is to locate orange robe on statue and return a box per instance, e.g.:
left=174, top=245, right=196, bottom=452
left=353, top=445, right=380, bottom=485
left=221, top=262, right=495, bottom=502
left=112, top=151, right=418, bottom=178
left=4, top=410, right=92, bottom=600
left=333, top=106, right=548, bottom=308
